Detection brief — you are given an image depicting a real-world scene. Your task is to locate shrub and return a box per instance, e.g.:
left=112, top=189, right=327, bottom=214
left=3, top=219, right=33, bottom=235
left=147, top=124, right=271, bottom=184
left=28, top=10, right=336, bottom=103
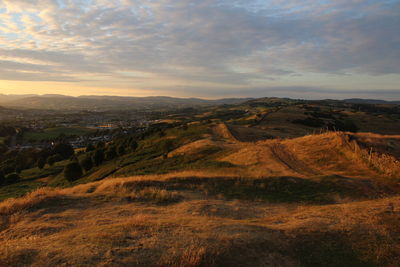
left=81, top=156, right=93, bottom=172
left=85, top=143, right=95, bottom=152
left=37, top=157, right=46, bottom=169
left=158, top=131, right=166, bottom=138
left=47, top=154, right=63, bottom=166
left=106, top=146, right=117, bottom=160
left=161, top=139, right=174, bottom=155
left=63, top=162, right=83, bottom=182
left=0, top=171, right=4, bottom=185
left=118, top=145, right=126, bottom=156
left=130, top=140, right=138, bottom=151
left=96, top=141, right=105, bottom=149
left=292, top=117, right=324, bottom=128
left=93, top=149, right=105, bottom=166
left=53, top=143, right=74, bottom=159
left=331, top=119, right=359, bottom=132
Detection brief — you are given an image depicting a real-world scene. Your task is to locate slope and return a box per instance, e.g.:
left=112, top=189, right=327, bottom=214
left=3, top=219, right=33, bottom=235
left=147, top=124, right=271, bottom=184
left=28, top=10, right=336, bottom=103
left=1, top=123, right=400, bottom=266
left=1, top=173, right=399, bottom=266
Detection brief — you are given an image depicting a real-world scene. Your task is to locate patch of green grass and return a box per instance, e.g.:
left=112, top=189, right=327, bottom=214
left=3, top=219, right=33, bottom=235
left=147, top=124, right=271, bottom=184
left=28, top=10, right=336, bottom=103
left=229, top=118, right=252, bottom=126
left=114, top=145, right=234, bottom=177
left=0, top=180, right=47, bottom=201
left=20, top=161, right=66, bottom=180
left=140, top=123, right=209, bottom=149
left=0, top=161, right=70, bottom=201
left=166, top=123, right=208, bottom=141
left=23, top=127, right=95, bottom=142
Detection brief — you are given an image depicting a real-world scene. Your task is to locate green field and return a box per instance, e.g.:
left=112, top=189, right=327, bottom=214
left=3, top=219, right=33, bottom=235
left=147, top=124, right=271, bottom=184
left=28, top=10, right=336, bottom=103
left=23, top=127, right=96, bottom=142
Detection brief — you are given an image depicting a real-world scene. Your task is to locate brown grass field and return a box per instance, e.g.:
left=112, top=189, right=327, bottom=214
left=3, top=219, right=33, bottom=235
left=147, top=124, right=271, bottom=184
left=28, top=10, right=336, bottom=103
left=1, top=124, right=400, bottom=266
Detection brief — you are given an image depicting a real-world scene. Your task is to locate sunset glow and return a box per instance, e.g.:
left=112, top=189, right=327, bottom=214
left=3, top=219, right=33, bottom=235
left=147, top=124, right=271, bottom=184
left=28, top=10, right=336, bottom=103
left=0, top=0, right=399, bottom=99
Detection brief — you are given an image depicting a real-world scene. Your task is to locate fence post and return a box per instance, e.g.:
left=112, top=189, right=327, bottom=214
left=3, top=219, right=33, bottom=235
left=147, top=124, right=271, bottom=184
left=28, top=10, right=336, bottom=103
left=368, top=147, right=373, bottom=164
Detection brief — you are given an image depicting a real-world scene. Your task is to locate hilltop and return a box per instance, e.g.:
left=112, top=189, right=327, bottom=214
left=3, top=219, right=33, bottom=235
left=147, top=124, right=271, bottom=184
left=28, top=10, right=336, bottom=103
left=0, top=97, right=400, bottom=266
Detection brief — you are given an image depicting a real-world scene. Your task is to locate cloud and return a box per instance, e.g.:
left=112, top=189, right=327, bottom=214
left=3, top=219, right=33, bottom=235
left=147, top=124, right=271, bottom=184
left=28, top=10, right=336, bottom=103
left=0, top=0, right=399, bottom=97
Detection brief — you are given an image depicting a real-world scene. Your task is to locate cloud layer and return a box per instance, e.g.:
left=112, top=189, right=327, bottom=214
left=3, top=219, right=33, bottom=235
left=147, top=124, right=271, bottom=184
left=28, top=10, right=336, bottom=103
left=0, top=0, right=399, bottom=98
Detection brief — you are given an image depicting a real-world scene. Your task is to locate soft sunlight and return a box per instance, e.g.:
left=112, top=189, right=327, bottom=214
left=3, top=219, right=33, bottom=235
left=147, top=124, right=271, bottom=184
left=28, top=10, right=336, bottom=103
left=0, top=0, right=399, bottom=99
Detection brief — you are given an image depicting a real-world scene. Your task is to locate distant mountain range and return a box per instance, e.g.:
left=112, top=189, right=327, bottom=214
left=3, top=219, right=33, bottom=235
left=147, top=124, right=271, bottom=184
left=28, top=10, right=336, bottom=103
left=0, top=94, right=398, bottom=111
left=342, top=98, right=400, bottom=105
left=0, top=94, right=252, bottom=111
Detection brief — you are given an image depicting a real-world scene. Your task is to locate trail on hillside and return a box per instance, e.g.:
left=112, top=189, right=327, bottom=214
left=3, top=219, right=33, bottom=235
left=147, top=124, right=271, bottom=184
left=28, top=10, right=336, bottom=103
left=212, top=123, right=238, bottom=143
left=269, top=143, right=320, bottom=176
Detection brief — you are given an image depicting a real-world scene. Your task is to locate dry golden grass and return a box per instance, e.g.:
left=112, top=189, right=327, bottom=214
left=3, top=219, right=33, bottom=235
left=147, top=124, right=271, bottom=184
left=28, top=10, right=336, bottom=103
left=0, top=187, right=60, bottom=216
left=219, top=130, right=400, bottom=179
left=1, top=176, right=399, bottom=266
left=2, top=130, right=400, bottom=266
left=212, top=123, right=238, bottom=142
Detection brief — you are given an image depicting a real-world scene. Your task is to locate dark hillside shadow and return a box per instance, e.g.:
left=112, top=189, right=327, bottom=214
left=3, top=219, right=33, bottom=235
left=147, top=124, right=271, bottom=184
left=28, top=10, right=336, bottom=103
left=117, top=175, right=392, bottom=204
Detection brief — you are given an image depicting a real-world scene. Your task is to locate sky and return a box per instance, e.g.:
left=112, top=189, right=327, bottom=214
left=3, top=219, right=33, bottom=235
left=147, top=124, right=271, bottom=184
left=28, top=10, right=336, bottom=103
left=0, top=0, right=399, bottom=100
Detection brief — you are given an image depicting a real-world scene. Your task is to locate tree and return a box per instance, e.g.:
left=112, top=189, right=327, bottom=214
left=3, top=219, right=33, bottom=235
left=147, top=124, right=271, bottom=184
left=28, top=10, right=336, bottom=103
left=1, top=159, right=16, bottom=174
left=158, top=130, right=166, bottom=138
left=6, top=173, right=20, bottom=184
left=0, top=144, right=8, bottom=154
left=53, top=143, right=74, bottom=159
left=37, top=157, right=46, bottom=169
left=117, top=145, right=126, bottom=156
left=47, top=154, right=63, bottom=166
left=130, top=140, right=138, bottom=152
left=0, top=171, right=5, bottom=185
left=96, top=141, right=105, bottom=149
left=69, top=154, right=79, bottom=162
left=81, top=156, right=93, bottom=172
left=93, top=149, right=105, bottom=166
left=106, top=146, right=117, bottom=160
left=63, top=162, right=82, bottom=182
left=161, top=139, right=174, bottom=158
left=85, top=143, right=95, bottom=152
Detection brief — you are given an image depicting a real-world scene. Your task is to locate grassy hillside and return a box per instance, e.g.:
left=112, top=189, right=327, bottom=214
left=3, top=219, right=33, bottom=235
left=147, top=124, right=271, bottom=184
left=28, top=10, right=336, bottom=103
left=1, top=99, right=400, bottom=266
left=1, top=172, right=399, bottom=266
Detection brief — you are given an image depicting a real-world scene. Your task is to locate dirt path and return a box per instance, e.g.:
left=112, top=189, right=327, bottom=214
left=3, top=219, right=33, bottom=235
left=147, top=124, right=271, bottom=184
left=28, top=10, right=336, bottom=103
left=269, top=143, right=320, bottom=176
left=212, top=123, right=238, bottom=143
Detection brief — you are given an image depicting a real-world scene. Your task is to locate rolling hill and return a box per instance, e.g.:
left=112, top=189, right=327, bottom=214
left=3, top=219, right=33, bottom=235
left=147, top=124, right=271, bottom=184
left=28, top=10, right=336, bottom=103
left=1, top=97, right=400, bottom=266
left=0, top=94, right=252, bottom=111
left=1, top=121, right=400, bottom=266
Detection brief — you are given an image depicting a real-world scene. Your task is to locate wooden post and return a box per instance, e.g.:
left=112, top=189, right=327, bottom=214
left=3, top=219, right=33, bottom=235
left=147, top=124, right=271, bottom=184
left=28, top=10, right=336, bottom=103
left=368, top=147, right=373, bottom=164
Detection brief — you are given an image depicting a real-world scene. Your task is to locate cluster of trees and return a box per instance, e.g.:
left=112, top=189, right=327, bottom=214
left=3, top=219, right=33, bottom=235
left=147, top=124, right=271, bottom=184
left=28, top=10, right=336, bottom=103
left=0, top=125, right=17, bottom=137
left=62, top=138, right=139, bottom=182
left=292, top=117, right=358, bottom=132
left=1, top=122, right=179, bottom=186
left=35, top=143, right=75, bottom=170
left=0, top=142, right=75, bottom=186
left=350, top=103, right=400, bottom=115
left=0, top=171, right=20, bottom=186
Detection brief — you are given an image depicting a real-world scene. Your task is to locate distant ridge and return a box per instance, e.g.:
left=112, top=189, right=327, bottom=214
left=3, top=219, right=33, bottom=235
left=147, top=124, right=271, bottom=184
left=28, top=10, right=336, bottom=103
left=343, top=98, right=400, bottom=105
left=0, top=94, right=37, bottom=103
left=0, top=94, right=252, bottom=111
left=0, top=94, right=398, bottom=111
